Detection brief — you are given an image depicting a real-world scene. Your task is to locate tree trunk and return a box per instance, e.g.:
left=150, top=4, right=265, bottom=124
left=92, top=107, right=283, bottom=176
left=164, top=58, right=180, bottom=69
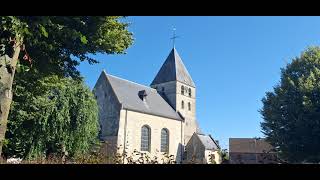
left=0, top=40, right=21, bottom=157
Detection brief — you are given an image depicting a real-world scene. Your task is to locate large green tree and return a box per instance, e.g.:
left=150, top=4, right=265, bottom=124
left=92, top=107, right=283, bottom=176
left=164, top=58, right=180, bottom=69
left=261, top=47, right=320, bottom=163
left=3, top=72, right=99, bottom=159
left=0, top=16, right=133, bottom=155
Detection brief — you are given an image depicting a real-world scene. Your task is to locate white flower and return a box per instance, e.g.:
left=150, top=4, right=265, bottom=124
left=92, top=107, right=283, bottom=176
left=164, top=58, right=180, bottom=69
left=7, top=158, right=22, bottom=164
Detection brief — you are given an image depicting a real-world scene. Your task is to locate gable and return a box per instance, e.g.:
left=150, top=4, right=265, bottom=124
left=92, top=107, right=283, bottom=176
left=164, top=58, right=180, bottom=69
left=93, top=71, right=122, bottom=137
left=93, top=71, right=122, bottom=108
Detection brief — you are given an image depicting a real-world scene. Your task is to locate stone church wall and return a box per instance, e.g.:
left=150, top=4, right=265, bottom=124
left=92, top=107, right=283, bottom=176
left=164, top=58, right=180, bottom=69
left=176, top=81, right=198, bottom=144
left=150, top=81, right=177, bottom=109
left=117, top=109, right=183, bottom=163
left=93, top=73, right=122, bottom=139
left=151, top=81, right=199, bottom=145
left=184, top=134, right=205, bottom=162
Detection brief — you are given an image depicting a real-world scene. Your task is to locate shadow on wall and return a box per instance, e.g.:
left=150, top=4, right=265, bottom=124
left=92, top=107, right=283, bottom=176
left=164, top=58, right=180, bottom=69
left=176, top=143, right=184, bottom=163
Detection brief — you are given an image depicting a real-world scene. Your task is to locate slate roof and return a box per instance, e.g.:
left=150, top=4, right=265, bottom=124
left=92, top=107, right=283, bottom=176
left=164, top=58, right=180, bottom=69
left=103, top=71, right=183, bottom=121
left=197, top=133, right=220, bottom=150
left=229, top=138, right=274, bottom=153
left=151, top=48, right=195, bottom=87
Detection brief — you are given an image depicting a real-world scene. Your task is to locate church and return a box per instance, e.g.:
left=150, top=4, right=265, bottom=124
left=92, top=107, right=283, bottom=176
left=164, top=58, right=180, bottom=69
left=93, top=47, right=221, bottom=164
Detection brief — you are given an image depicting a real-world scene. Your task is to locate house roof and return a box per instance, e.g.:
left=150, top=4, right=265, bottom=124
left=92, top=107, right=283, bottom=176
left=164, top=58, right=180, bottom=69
left=151, top=48, right=195, bottom=87
left=102, top=71, right=183, bottom=121
left=196, top=133, right=220, bottom=150
left=229, top=138, right=274, bottom=153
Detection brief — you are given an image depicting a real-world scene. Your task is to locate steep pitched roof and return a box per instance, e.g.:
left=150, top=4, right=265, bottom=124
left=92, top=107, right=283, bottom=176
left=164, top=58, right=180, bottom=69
left=196, top=133, right=220, bottom=150
left=151, top=48, right=195, bottom=87
left=102, top=71, right=183, bottom=121
left=229, top=138, right=274, bottom=153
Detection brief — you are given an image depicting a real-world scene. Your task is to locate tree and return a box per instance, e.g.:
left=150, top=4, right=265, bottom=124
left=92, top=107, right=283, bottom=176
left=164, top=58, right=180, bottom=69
left=0, top=16, right=133, bottom=155
left=261, top=47, right=320, bottom=163
left=220, top=149, right=229, bottom=164
left=3, top=72, right=99, bottom=160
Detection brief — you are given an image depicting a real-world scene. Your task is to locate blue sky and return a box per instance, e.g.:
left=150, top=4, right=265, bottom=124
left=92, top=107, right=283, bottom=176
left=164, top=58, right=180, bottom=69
left=78, top=16, right=320, bottom=149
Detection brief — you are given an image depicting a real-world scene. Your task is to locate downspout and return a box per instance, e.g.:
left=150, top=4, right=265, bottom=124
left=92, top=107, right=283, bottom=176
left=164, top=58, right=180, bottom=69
left=181, top=118, right=183, bottom=163
left=177, top=111, right=185, bottom=164
left=122, top=105, right=128, bottom=164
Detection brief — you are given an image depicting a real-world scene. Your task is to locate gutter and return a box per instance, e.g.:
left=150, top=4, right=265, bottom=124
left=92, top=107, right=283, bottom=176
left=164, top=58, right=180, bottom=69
left=121, top=107, right=183, bottom=121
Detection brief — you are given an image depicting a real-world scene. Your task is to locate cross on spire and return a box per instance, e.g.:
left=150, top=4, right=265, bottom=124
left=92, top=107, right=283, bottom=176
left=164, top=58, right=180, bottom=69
left=170, top=28, right=179, bottom=48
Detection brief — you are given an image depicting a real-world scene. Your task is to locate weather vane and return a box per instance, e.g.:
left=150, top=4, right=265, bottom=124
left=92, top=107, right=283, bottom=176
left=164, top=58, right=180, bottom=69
left=170, top=28, right=180, bottom=48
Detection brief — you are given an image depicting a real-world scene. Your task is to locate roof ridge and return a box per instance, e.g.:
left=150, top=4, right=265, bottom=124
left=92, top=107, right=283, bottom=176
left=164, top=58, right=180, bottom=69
left=173, top=48, right=195, bottom=87
left=173, top=48, right=178, bottom=81
left=105, top=72, right=156, bottom=91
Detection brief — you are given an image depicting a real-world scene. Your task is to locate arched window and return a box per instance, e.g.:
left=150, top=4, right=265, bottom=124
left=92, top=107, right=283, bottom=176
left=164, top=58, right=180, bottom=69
left=181, top=100, right=184, bottom=109
left=188, top=88, right=191, bottom=97
left=141, top=125, right=151, bottom=152
left=161, top=128, right=169, bottom=153
left=188, top=102, right=191, bottom=111
left=181, top=85, right=184, bottom=95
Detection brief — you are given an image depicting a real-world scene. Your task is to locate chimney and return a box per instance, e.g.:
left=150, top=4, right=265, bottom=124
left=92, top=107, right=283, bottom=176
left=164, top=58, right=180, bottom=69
left=138, top=90, right=147, bottom=101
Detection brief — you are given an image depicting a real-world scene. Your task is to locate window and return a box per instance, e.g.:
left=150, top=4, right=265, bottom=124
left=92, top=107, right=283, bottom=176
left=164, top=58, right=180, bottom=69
left=162, top=87, right=165, bottom=92
left=181, top=85, right=184, bottom=95
left=161, top=128, right=169, bottom=153
left=188, top=102, right=191, bottom=111
left=188, top=88, right=191, bottom=97
left=141, top=125, right=151, bottom=152
left=181, top=100, right=184, bottom=109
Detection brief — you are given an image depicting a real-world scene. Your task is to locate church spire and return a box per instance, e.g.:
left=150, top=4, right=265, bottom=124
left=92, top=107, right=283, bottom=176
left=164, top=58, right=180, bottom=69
left=151, top=48, right=195, bottom=87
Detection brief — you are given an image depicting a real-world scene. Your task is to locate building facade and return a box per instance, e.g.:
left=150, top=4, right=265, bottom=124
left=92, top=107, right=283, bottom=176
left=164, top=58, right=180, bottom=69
left=229, top=138, right=278, bottom=164
left=93, top=48, right=215, bottom=163
left=184, top=133, right=221, bottom=164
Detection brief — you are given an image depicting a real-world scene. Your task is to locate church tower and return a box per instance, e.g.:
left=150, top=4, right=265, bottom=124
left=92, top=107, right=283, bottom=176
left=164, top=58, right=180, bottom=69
left=150, top=47, right=200, bottom=144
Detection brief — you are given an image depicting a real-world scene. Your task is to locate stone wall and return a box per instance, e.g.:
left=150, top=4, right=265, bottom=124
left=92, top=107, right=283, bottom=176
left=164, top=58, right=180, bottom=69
left=100, top=136, right=118, bottom=157
left=184, top=134, right=222, bottom=164
left=117, top=109, right=183, bottom=163
left=151, top=81, right=199, bottom=145
left=176, top=81, right=198, bottom=144
left=150, top=81, right=177, bottom=109
left=93, top=72, right=122, bottom=139
left=229, top=152, right=278, bottom=164
left=184, top=133, right=205, bottom=162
